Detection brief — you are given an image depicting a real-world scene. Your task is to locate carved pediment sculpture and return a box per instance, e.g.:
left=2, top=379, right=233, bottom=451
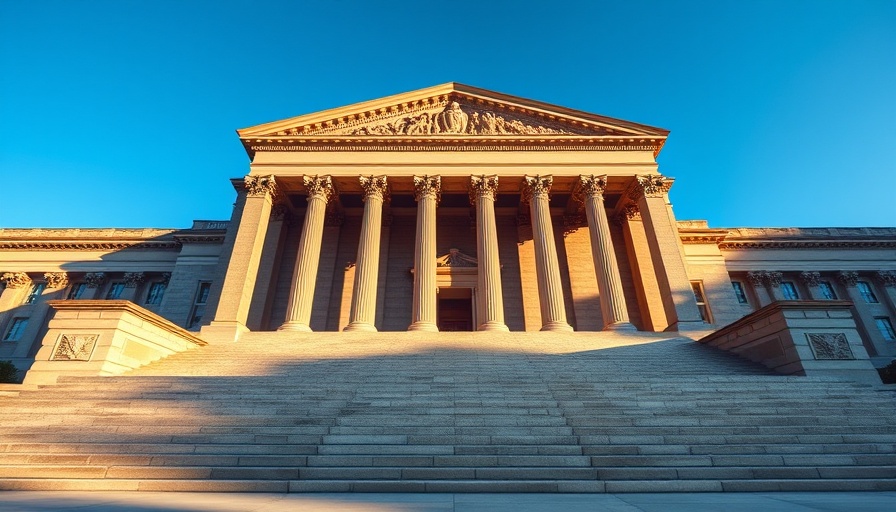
left=436, top=248, right=478, bottom=267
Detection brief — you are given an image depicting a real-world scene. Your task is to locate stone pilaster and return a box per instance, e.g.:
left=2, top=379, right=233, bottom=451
left=344, top=176, right=388, bottom=332
left=523, top=175, right=573, bottom=332
left=876, top=271, right=896, bottom=313
left=409, top=175, right=440, bottom=332
left=617, top=205, right=666, bottom=331
left=747, top=271, right=773, bottom=307
left=630, top=175, right=703, bottom=330
left=247, top=203, right=289, bottom=331
left=799, top=271, right=823, bottom=300
left=764, top=271, right=787, bottom=301
left=280, top=175, right=334, bottom=332
left=470, top=175, right=508, bottom=331
left=204, top=175, right=278, bottom=342
left=579, top=175, right=635, bottom=331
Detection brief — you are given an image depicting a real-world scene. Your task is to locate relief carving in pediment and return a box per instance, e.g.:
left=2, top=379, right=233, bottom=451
left=271, top=98, right=608, bottom=137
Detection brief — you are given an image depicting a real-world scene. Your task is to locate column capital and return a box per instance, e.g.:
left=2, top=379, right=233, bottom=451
left=838, top=271, right=859, bottom=287
left=123, top=272, right=145, bottom=288
left=563, top=213, right=586, bottom=237
left=413, top=175, right=441, bottom=203
left=85, top=272, right=106, bottom=289
left=359, top=176, right=389, bottom=202
left=578, top=174, right=609, bottom=199
left=629, top=174, right=673, bottom=200
left=876, top=270, right=896, bottom=287
left=522, top=175, right=553, bottom=203
left=303, top=175, right=335, bottom=202
left=270, top=203, right=290, bottom=222
left=244, top=175, right=278, bottom=197
left=1, top=272, right=31, bottom=289
left=159, top=272, right=172, bottom=285
left=44, top=272, right=68, bottom=289
left=764, top=271, right=783, bottom=287
left=747, top=271, right=765, bottom=287
left=469, top=175, right=499, bottom=204
left=614, top=203, right=641, bottom=226
left=799, top=271, right=822, bottom=287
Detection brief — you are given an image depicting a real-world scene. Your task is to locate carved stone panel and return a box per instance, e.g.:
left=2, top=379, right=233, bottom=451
left=52, top=334, right=99, bottom=361
left=806, top=333, right=854, bottom=360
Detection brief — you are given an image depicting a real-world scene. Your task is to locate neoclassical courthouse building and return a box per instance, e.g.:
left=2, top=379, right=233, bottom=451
left=1, top=83, right=895, bottom=382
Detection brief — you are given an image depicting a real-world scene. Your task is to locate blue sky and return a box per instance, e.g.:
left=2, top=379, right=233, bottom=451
left=1, top=1, right=894, bottom=229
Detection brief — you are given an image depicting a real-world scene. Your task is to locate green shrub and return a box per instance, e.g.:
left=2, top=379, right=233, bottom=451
left=0, top=360, right=17, bottom=383
left=879, top=360, right=896, bottom=385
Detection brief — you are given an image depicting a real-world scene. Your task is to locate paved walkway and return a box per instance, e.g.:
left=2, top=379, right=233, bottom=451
left=0, top=492, right=893, bottom=511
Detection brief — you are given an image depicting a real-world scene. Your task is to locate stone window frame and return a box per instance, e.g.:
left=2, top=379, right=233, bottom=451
left=731, top=280, right=749, bottom=305
left=690, top=280, right=713, bottom=324
left=23, top=281, right=46, bottom=305
left=67, top=282, right=88, bottom=300
left=818, top=281, right=837, bottom=300
left=780, top=281, right=800, bottom=300
left=2, top=317, right=29, bottom=341
left=856, top=281, right=879, bottom=304
left=187, top=281, right=212, bottom=330
left=105, top=282, right=126, bottom=300
left=145, top=281, right=167, bottom=306
left=875, top=317, right=896, bottom=341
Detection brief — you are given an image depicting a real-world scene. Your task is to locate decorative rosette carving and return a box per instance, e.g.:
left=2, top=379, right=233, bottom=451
left=413, top=175, right=441, bottom=203
left=244, top=175, right=277, bottom=197
left=1, top=272, right=31, bottom=289
left=469, top=175, right=499, bottom=204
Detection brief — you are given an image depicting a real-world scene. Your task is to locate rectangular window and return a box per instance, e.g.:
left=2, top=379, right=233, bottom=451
left=187, top=282, right=212, bottom=329
left=857, top=282, right=879, bottom=303
left=24, top=282, right=46, bottom=305
left=876, top=317, right=896, bottom=341
left=781, top=281, right=799, bottom=300
left=67, top=283, right=88, bottom=300
left=731, top=281, right=749, bottom=304
left=691, top=281, right=712, bottom=323
left=145, top=282, right=166, bottom=305
left=818, top=281, right=837, bottom=300
left=3, top=317, right=28, bottom=341
left=106, top=282, right=126, bottom=299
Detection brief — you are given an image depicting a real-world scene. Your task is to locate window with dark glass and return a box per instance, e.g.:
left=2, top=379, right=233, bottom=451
left=67, top=283, right=88, bottom=299
left=731, top=281, right=749, bottom=304
left=856, top=282, right=879, bottom=303
left=106, top=282, right=125, bottom=299
left=691, top=281, right=712, bottom=323
left=875, top=317, right=896, bottom=341
left=818, top=281, right=837, bottom=300
left=24, top=282, right=46, bottom=305
left=188, top=282, right=212, bottom=329
left=145, top=282, right=166, bottom=305
left=3, top=317, right=28, bottom=341
left=781, top=281, right=799, bottom=300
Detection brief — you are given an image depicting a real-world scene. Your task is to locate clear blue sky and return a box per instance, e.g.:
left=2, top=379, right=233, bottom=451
left=1, top=1, right=894, bottom=229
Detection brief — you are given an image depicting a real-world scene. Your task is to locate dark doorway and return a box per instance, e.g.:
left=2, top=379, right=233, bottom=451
left=438, top=288, right=474, bottom=331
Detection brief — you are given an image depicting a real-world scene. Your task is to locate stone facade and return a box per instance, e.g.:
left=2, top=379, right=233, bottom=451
left=1, top=84, right=895, bottom=379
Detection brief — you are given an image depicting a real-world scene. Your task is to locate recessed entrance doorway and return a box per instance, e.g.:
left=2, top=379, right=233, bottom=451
left=438, top=287, right=474, bottom=332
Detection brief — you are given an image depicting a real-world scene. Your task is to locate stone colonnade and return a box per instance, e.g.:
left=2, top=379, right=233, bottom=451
left=212, top=173, right=694, bottom=334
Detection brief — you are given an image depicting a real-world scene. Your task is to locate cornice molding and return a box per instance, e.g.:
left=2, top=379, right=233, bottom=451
left=719, top=240, right=896, bottom=250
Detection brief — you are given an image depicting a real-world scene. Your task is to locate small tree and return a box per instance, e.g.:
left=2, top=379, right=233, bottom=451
left=0, top=360, right=17, bottom=383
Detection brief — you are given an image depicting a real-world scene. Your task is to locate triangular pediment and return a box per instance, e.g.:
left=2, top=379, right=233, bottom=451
left=238, top=83, right=668, bottom=139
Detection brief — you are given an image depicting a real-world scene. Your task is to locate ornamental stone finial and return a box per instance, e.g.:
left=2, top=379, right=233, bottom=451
left=302, top=175, right=334, bottom=202
left=44, top=272, right=68, bottom=289
left=837, top=271, right=859, bottom=287
left=413, top=175, right=441, bottom=203
left=522, top=175, right=553, bottom=203
left=469, top=175, right=499, bottom=204
left=1, top=272, right=31, bottom=289
left=123, top=272, right=145, bottom=288
left=244, top=175, right=278, bottom=197
left=876, top=270, right=896, bottom=287
left=799, top=271, right=822, bottom=287
left=359, top=176, right=389, bottom=202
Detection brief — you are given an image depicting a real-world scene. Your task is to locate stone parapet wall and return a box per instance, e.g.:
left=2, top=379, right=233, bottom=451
left=697, top=300, right=881, bottom=385
left=23, top=300, right=206, bottom=385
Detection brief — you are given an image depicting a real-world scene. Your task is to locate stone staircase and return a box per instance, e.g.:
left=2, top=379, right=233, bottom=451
left=0, top=331, right=894, bottom=492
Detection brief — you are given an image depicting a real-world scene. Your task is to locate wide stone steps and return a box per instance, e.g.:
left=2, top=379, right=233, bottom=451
left=1, top=332, right=894, bottom=492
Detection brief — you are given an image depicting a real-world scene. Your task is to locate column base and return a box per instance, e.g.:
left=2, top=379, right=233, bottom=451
left=478, top=321, right=510, bottom=332
left=343, top=322, right=377, bottom=332
left=408, top=322, right=439, bottom=332
left=278, top=321, right=312, bottom=332
left=603, top=321, right=637, bottom=332
left=540, top=321, right=574, bottom=332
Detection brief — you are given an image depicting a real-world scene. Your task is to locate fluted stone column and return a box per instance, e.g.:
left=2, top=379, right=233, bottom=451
left=279, top=175, right=333, bottom=332
left=523, top=175, right=573, bottom=332
left=409, top=175, right=440, bottom=332
left=580, top=175, right=635, bottom=331
left=630, top=175, right=702, bottom=330
left=470, top=175, right=509, bottom=331
left=344, top=176, right=388, bottom=332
